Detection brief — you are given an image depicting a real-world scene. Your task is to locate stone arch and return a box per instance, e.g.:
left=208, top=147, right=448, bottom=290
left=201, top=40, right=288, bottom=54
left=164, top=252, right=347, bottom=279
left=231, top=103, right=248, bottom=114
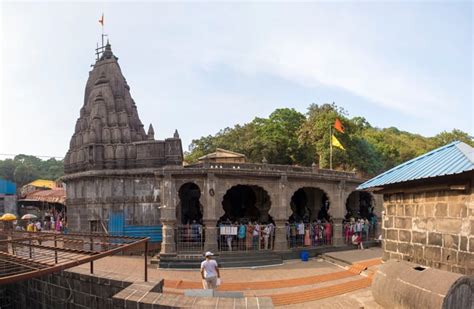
left=177, top=182, right=203, bottom=224
left=220, top=184, right=273, bottom=224
left=345, top=190, right=375, bottom=220
left=289, top=187, right=331, bottom=222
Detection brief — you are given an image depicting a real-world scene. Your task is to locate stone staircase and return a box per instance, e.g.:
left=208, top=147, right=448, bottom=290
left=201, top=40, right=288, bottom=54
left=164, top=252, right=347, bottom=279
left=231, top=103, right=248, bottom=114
left=155, top=251, right=283, bottom=269
left=161, top=258, right=382, bottom=306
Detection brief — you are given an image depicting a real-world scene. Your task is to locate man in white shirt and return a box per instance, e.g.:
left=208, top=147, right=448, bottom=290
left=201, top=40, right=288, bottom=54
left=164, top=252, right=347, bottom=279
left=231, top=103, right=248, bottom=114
left=263, top=223, right=274, bottom=250
left=200, top=251, right=220, bottom=289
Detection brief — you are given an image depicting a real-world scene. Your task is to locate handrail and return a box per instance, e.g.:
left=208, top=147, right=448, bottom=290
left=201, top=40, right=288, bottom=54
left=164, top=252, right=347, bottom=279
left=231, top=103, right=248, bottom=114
left=0, top=230, right=150, bottom=285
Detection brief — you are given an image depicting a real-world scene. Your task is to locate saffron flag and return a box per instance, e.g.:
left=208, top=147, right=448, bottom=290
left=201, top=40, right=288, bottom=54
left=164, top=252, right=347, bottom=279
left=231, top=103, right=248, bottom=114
left=99, top=13, right=104, bottom=26
left=331, top=135, right=345, bottom=150
left=334, top=118, right=344, bottom=133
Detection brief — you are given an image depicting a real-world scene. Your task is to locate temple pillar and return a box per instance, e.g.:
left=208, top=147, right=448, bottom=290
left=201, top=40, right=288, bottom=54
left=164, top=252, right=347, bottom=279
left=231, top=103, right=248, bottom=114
left=332, top=218, right=345, bottom=246
left=160, top=220, right=176, bottom=255
left=273, top=220, right=288, bottom=251
left=270, top=175, right=290, bottom=251
left=203, top=220, right=218, bottom=252
left=328, top=181, right=347, bottom=246
left=159, top=174, right=177, bottom=255
left=201, top=173, right=219, bottom=253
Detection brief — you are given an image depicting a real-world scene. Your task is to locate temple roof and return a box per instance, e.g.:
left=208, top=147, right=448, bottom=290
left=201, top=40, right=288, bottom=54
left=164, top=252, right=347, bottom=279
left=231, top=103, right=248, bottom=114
left=357, top=141, right=474, bottom=190
left=198, top=148, right=247, bottom=160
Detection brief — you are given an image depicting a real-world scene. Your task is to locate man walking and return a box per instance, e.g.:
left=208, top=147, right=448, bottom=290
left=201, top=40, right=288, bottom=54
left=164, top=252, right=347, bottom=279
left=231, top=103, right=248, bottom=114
left=200, top=252, right=220, bottom=289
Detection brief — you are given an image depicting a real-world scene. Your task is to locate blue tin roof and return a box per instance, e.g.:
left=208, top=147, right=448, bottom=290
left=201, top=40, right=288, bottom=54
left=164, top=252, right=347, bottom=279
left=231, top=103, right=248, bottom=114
left=357, top=141, right=474, bottom=190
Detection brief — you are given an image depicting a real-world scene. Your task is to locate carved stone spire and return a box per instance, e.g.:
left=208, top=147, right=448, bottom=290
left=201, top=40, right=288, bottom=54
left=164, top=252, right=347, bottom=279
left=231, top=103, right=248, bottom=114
left=147, top=124, right=155, bottom=140
left=64, top=42, right=183, bottom=174
left=173, top=129, right=180, bottom=139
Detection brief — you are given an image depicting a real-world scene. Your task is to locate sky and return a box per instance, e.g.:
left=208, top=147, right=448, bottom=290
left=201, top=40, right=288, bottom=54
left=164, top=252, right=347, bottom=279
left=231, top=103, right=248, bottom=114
left=1, top=1, right=473, bottom=159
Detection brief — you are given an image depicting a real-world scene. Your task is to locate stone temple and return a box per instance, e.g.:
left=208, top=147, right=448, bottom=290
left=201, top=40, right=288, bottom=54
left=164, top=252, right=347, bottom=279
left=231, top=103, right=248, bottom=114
left=63, top=43, right=382, bottom=260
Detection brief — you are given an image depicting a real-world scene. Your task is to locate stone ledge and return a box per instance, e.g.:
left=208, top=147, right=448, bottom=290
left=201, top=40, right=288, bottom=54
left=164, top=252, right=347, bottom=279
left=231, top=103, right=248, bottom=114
left=112, top=281, right=274, bottom=308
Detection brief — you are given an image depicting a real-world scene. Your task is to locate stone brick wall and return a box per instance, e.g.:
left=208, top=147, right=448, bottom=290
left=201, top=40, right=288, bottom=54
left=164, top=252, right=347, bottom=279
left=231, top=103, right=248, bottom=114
left=5, top=270, right=134, bottom=309
left=3, top=269, right=272, bottom=309
left=65, top=173, right=161, bottom=231
left=382, top=188, right=473, bottom=275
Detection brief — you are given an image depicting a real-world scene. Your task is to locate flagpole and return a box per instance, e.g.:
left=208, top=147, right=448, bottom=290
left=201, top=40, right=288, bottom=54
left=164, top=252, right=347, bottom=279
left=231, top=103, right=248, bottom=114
left=329, top=125, right=333, bottom=170
left=101, top=13, right=104, bottom=48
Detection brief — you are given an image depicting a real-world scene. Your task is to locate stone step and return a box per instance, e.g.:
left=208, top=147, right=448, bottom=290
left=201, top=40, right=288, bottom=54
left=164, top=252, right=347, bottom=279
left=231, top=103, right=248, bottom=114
left=163, top=269, right=358, bottom=291
left=268, top=277, right=372, bottom=306
left=156, top=251, right=283, bottom=269
left=158, top=257, right=284, bottom=269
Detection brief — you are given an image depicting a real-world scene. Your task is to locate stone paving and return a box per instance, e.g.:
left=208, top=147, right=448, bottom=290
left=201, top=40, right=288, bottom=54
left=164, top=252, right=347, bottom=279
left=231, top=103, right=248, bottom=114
left=324, top=247, right=383, bottom=264
left=70, top=248, right=384, bottom=308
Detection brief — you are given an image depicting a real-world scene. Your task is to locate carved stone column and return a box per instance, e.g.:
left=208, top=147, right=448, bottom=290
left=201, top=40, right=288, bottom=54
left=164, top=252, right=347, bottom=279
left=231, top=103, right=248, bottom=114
left=273, top=220, right=288, bottom=251
left=159, top=174, right=177, bottom=255
left=270, top=175, right=290, bottom=252
left=331, top=218, right=345, bottom=246
left=203, top=219, right=218, bottom=252
left=160, top=220, right=176, bottom=255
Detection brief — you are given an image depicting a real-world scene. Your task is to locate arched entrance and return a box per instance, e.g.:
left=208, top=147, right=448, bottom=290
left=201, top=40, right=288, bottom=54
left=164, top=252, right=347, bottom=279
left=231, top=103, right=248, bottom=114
left=175, top=182, right=204, bottom=253
left=177, top=182, right=203, bottom=224
left=220, top=185, right=272, bottom=223
left=345, top=191, right=374, bottom=220
left=287, top=187, right=332, bottom=248
left=344, top=191, right=377, bottom=242
left=219, top=185, right=273, bottom=252
left=289, top=187, right=330, bottom=223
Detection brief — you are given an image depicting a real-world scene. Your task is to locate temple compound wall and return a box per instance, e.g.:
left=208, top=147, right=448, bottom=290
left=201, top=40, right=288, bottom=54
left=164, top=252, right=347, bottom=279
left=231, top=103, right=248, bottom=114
left=381, top=177, right=474, bottom=275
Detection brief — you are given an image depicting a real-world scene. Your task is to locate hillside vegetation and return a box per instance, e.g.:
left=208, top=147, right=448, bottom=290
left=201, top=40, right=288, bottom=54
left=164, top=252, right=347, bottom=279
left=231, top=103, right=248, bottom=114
left=1, top=103, right=471, bottom=186
left=185, top=103, right=473, bottom=177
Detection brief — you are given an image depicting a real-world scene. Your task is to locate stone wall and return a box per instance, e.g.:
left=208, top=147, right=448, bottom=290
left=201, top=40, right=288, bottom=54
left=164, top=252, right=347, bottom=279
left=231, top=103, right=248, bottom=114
left=64, top=171, right=160, bottom=232
left=382, top=188, right=473, bottom=275
left=3, top=269, right=272, bottom=309
left=5, top=270, right=134, bottom=309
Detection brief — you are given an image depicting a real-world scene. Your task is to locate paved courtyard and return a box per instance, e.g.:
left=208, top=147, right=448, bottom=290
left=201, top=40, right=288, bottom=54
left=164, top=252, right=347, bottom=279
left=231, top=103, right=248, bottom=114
left=71, top=248, right=383, bottom=307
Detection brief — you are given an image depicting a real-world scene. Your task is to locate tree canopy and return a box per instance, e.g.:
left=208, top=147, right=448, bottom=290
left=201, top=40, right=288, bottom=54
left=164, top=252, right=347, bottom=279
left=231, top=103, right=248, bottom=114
left=0, top=155, right=64, bottom=187
left=185, top=103, right=473, bottom=177
left=1, top=103, right=472, bottom=186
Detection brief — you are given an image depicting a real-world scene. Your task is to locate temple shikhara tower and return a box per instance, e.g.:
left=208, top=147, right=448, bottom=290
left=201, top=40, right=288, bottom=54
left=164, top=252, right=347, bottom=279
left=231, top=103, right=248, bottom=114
left=63, top=42, right=183, bottom=232
left=64, top=42, right=182, bottom=173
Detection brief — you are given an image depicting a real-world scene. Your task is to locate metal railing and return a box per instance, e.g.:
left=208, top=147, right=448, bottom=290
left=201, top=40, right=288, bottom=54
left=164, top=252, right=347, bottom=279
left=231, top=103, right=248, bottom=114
left=286, top=223, right=333, bottom=248
left=217, top=224, right=275, bottom=252
left=0, top=230, right=150, bottom=285
left=175, top=224, right=204, bottom=253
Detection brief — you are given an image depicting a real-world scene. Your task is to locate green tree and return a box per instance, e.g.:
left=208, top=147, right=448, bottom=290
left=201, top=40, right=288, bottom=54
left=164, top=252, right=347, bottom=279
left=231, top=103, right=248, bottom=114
left=185, top=102, right=473, bottom=177
left=0, top=155, right=64, bottom=186
left=298, top=103, right=350, bottom=169
left=13, top=163, right=40, bottom=186
left=431, top=129, right=474, bottom=148
left=253, top=108, right=314, bottom=165
left=0, top=159, right=17, bottom=181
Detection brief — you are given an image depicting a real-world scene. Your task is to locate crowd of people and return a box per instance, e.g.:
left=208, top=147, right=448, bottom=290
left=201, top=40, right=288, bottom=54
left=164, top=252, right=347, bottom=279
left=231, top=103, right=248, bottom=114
left=286, top=220, right=333, bottom=248
left=217, top=219, right=275, bottom=251
left=178, top=215, right=379, bottom=252
left=15, top=208, right=68, bottom=234
left=343, top=216, right=377, bottom=249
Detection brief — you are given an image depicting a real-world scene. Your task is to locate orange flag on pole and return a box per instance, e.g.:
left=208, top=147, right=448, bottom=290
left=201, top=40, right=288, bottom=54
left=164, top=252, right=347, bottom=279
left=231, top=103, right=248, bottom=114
left=334, top=118, right=344, bottom=133
left=99, top=13, right=104, bottom=26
